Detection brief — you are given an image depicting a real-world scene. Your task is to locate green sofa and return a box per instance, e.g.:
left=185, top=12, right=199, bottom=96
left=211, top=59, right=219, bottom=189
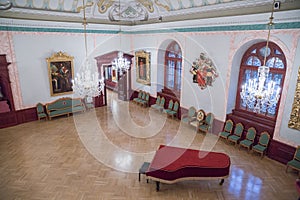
left=46, top=97, right=85, bottom=120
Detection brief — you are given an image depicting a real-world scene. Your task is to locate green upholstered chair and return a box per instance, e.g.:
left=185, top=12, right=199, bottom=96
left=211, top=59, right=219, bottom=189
left=252, top=131, right=270, bottom=158
left=152, top=97, right=165, bottom=112
left=181, top=106, right=197, bottom=124
left=219, top=119, right=234, bottom=140
left=163, top=99, right=174, bottom=114
left=198, top=112, right=214, bottom=134
left=36, top=103, right=47, bottom=120
left=133, top=90, right=143, bottom=104
left=227, top=123, right=244, bottom=146
left=158, top=97, right=165, bottom=112
left=151, top=96, right=161, bottom=110
left=166, top=101, right=179, bottom=119
left=239, top=127, right=257, bottom=152
left=140, top=93, right=150, bottom=107
left=286, top=146, right=300, bottom=175
left=136, top=91, right=146, bottom=105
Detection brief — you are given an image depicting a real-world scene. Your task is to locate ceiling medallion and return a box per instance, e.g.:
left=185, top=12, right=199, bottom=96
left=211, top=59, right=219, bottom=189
left=108, top=1, right=148, bottom=21
left=98, top=0, right=154, bottom=14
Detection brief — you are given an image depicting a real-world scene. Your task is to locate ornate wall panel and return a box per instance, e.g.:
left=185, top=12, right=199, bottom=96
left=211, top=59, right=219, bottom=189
left=288, top=66, right=300, bottom=130
left=0, top=32, right=22, bottom=110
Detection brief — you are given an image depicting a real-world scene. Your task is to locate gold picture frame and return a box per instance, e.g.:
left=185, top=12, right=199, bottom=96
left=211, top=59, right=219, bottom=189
left=46, top=51, right=74, bottom=96
left=288, top=66, right=300, bottom=130
left=135, top=50, right=151, bottom=85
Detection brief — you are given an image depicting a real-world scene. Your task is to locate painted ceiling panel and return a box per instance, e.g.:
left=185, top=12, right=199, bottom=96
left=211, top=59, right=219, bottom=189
left=156, top=0, right=243, bottom=11
left=12, top=0, right=26, bottom=7
left=9, top=0, right=246, bottom=12
left=1, top=0, right=299, bottom=26
left=11, top=0, right=81, bottom=12
left=32, top=0, right=45, bottom=8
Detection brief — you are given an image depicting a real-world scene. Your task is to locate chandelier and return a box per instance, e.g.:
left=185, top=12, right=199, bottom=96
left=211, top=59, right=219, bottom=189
left=240, top=0, right=280, bottom=114
left=112, top=51, right=130, bottom=73
left=110, top=1, right=131, bottom=73
left=72, top=0, right=105, bottom=103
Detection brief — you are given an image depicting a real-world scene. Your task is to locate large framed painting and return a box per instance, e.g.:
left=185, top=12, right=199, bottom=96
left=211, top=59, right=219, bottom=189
left=46, top=51, right=74, bottom=96
left=135, top=50, right=151, bottom=85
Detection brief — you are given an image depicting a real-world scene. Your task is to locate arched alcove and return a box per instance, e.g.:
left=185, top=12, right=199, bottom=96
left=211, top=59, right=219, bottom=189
left=226, top=39, right=287, bottom=143
left=227, top=39, right=263, bottom=114
left=157, top=40, right=182, bottom=99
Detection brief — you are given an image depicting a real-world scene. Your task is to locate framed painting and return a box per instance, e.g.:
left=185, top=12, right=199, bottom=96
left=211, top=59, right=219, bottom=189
left=46, top=51, right=74, bottom=96
left=111, top=65, right=118, bottom=82
left=135, top=50, right=151, bottom=85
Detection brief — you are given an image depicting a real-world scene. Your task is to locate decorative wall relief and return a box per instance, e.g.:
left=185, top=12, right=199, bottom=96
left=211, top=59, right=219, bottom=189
left=288, top=66, right=300, bottom=130
left=46, top=51, right=74, bottom=96
left=190, top=52, right=218, bottom=90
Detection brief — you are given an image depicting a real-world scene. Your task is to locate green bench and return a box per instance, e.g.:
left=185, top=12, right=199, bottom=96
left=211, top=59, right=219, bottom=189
left=46, top=97, right=85, bottom=120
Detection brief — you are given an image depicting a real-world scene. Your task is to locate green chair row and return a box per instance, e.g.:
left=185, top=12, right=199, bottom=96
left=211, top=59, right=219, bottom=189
left=219, top=119, right=271, bottom=158
left=133, top=90, right=150, bottom=107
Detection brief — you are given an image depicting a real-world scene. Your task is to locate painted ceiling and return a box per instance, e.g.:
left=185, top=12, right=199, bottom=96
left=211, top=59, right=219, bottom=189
left=0, top=0, right=299, bottom=25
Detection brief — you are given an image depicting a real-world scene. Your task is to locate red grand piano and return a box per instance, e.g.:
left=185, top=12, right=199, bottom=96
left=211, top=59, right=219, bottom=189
left=146, top=145, right=231, bottom=191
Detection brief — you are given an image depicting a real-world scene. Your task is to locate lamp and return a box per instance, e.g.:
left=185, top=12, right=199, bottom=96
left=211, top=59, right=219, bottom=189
left=240, top=0, right=280, bottom=114
left=72, top=0, right=105, bottom=103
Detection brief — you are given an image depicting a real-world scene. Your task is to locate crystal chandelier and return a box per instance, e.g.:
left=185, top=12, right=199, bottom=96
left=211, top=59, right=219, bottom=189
left=72, top=0, right=105, bottom=103
left=72, top=58, right=104, bottom=102
left=240, top=0, right=280, bottom=114
left=112, top=51, right=130, bottom=73
left=111, top=1, right=131, bottom=73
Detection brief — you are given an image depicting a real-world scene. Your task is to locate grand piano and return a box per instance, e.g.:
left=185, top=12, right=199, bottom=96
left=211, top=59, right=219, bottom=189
left=146, top=145, right=231, bottom=191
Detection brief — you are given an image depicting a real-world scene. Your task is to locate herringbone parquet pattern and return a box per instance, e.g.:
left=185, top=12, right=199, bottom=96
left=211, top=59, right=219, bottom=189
left=0, top=92, right=298, bottom=200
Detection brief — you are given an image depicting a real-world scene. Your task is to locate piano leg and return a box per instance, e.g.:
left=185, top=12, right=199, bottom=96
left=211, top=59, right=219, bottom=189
left=219, top=179, right=225, bottom=185
left=156, top=181, right=160, bottom=191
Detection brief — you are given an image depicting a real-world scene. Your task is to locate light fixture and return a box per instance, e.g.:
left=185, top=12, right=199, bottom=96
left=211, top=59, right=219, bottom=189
left=112, top=51, right=130, bottom=73
left=111, top=0, right=131, bottom=73
left=240, top=0, right=280, bottom=114
left=72, top=0, right=105, bottom=103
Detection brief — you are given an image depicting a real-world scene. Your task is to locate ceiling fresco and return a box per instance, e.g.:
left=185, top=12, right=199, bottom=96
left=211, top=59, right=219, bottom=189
left=7, top=0, right=244, bottom=12
left=0, top=0, right=299, bottom=25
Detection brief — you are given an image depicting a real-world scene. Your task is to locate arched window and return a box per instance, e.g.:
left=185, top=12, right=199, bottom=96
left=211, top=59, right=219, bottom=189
left=236, top=41, right=286, bottom=119
left=164, top=41, right=182, bottom=96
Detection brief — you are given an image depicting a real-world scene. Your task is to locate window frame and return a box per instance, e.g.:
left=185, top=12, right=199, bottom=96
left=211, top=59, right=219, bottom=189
left=235, top=41, right=286, bottom=120
left=164, top=41, right=182, bottom=96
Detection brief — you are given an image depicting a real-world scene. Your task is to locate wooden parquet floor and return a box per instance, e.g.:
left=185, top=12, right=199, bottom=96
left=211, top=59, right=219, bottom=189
left=0, top=92, right=299, bottom=200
